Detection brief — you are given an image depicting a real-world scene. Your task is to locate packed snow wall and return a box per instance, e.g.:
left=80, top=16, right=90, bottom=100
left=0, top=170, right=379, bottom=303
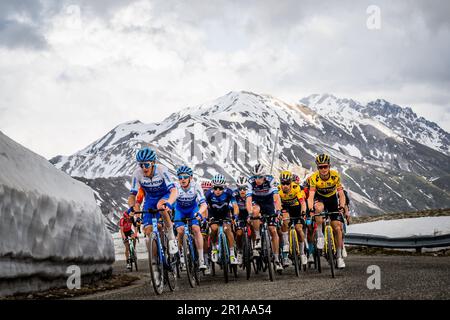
left=0, top=131, right=115, bottom=296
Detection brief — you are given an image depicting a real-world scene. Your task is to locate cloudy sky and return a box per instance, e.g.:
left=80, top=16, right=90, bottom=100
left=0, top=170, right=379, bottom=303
left=1, top=0, right=449, bottom=159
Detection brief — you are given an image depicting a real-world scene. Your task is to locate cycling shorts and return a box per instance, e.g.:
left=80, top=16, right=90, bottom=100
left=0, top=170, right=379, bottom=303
left=143, top=192, right=171, bottom=227
left=314, top=194, right=344, bottom=222
left=174, top=206, right=200, bottom=229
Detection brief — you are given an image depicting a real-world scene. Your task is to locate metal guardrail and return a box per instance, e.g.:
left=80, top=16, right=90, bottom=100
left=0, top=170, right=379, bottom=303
left=345, top=233, right=450, bottom=250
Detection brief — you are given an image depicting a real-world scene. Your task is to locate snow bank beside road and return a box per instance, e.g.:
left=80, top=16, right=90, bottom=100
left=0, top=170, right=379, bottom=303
left=0, top=131, right=115, bottom=296
left=347, top=216, right=450, bottom=237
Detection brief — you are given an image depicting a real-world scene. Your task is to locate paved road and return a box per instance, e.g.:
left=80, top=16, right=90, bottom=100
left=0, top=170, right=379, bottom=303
left=78, top=255, right=450, bottom=300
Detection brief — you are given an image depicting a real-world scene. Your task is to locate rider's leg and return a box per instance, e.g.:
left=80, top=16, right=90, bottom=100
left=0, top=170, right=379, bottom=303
left=269, top=225, right=279, bottom=256
left=281, top=210, right=290, bottom=252
left=158, top=200, right=176, bottom=241
left=251, top=205, right=261, bottom=241
left=314, top=202, right=325, bottom=238
left=224, top=223, right=235, bottom=249
left=295, top=223, right=306, bottom=255
left=210, top=224, right=218, bottom=245
left=192, top=225, right=205, bottom=265
left=144, top=225, right=157, bottom=257
left=331, top=220, right=343, bottom=258
left=124, top=241, right=130, bottom=260
left=236, top=228, right=243, bottom=250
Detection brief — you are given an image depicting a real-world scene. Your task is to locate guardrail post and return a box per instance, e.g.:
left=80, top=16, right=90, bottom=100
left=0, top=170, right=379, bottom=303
left=415, top=247, right=422, bottom=254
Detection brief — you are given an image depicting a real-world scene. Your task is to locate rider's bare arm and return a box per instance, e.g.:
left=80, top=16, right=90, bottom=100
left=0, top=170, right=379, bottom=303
left=307, top=189, right=316, bottom=212
left=274, top=193, right=282, bottom=211
left=246, top=196, right=253, bottom=215
left=338, top=188, right=346, bottom=210
left=199, top=202, right=208, bottom=218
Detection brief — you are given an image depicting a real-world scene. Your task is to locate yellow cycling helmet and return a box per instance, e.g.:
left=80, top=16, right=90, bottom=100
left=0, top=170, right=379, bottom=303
left=279, top=170, right=293, bottom=183
left=315, top=153, right=330, bottom=165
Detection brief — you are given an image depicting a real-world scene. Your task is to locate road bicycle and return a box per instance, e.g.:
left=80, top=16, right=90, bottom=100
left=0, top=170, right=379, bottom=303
left=173, top=216, right=201, bottom=288
left=135, top=208, right=177, bottom=295
left=209, top=218, right=237, bottom=283
left=124, top=235, right=138, bottom=272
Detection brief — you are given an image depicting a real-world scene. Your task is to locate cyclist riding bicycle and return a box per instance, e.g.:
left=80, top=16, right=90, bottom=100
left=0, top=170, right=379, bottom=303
left=246, top=163, right=283, bottom=271
left=232, top=176, right=249, bottom=265
left=278, top=170, right=308, bottom=267
left=173, top=165, right=208, bottom=271
left=307, top=154, right=348, bottom=269
left=205, top=174, right=240, bottom=265
left=200, top=179, right=213, bottom=274
left=120, top=210, right=138, bottom=270
left=127, top=147, right=179, bottom=255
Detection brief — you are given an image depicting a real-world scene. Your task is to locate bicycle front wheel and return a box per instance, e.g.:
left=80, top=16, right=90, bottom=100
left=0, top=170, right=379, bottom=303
left=148, top=233, right=164, bottom=295
left=183, top=234, right=196, bottom=288
left=263, top=230, right=274, bottom=282
left=220, top=233, right=229, bottom=283
left=326, top=227, right=335, bottom=278
left=290, top=229, right=300, bottom=277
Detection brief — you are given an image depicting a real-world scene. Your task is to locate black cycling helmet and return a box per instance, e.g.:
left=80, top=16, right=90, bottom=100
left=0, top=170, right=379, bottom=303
left=315, top=153, right=330, bottom=165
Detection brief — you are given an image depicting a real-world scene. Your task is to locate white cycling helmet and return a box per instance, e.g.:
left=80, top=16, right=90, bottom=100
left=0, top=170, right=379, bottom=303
left=211, top=174, right=226, bottom=186
left=252, top=163, right=266, bottom=176
left=236, top=176, right=248, bottom=187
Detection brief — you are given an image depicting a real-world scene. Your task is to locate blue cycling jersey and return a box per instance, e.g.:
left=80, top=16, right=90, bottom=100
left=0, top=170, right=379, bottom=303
left=205, top=188, right=236, bottom=218
left=130, top=164, right=175, bottom=201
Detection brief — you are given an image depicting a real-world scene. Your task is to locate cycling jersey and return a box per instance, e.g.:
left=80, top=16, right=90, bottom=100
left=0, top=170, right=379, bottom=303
left=246, top=175, right=278, bottom=204
left=277, top=183, right=305, bottom=207
left=119, top=217, right=133, bottom=233
left=232, top=189, right=247, bottom=214
left=232, top=189, right=248, bottom=228
left=173, top=181, right=206, bottom=228
left=130, top=164, right=175, bottom=227
left=309, top=169, right=343, bottom=198
left=205, top=188, right=236, bottom=220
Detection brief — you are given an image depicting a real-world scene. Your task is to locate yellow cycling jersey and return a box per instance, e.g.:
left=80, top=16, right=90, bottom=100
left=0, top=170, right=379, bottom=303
left=277, top=183, right=305, bottom=207
left=309, top=169, right=343, bottom=197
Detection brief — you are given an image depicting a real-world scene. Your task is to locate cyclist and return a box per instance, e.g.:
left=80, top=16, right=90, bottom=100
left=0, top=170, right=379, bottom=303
left=200, top=180, right=213, bottom=274
left=127, top=147, right=179, bottom=255
left=173, top=165, right=208, bottom=271
left=232, top=176, right=249, bottom=265
left=307, top=154, right=348, bottom=269
left=246, top=163, right=283, bottom=271
left=278, top=170, right=308, bottom=267
left=205, top=174, right=240, bottom=265
left=119, top=210, right=138, bottom=270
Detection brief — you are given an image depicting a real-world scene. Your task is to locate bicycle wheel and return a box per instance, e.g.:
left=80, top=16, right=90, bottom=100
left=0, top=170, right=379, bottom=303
left=163, top=234, right=176, bottom=291
left=326, top=227, right=335, bottom=278
left=244, top=234, right=252, bottom=280
left=290, top=229, right=300, bottom=277
left=314, top=233, right=322, bottom=273
left=220, top=233, right=229, bottom=283
left=191, top=237, right=200, bottom=286
left=183, top=234, right=196, bottom=288
left=263, top=229, right=274, bottom=282
left=133, top=241, right=139, bottom=272
left=148, top=233, right=164, bottom=295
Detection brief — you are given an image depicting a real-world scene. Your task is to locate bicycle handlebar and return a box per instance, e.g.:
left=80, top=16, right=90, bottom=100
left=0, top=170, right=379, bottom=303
left=134, top=208, right=166, bottom=214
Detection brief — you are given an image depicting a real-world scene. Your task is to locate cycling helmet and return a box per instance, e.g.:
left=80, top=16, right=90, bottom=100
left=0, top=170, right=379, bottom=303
left=315, top=153, right=330, bottom=165
left=136, top=147, right=157, bottom=162
left=279, top=170, right=293, bottom=183
left=252, top=163, right=266, bottom=176
left=236, top=176, right=248, bottom=187
left=176, top=165, right=193, bottom=177
left=201, top=180, right=212, bottom=190
left=211, top=174, right=226, bottom=186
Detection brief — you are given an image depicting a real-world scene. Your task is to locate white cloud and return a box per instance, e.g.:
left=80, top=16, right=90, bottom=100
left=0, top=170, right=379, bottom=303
left=0, top=0, right=449, bottom=159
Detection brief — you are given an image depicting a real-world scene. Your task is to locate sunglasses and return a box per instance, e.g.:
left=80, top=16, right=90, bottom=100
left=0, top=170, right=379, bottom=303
left=213, top=186, right=224, bottom=191
left=281, top=181, right=291, bottom=186
left=238, top=187, right=248, bottom=191
left=139, top=162, right=154, bottom=169
left=178, top=175, right=190, bottom=180
left=318, top=165, right=329, bottom=169
left=255, top=175, right=264, bottom=179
